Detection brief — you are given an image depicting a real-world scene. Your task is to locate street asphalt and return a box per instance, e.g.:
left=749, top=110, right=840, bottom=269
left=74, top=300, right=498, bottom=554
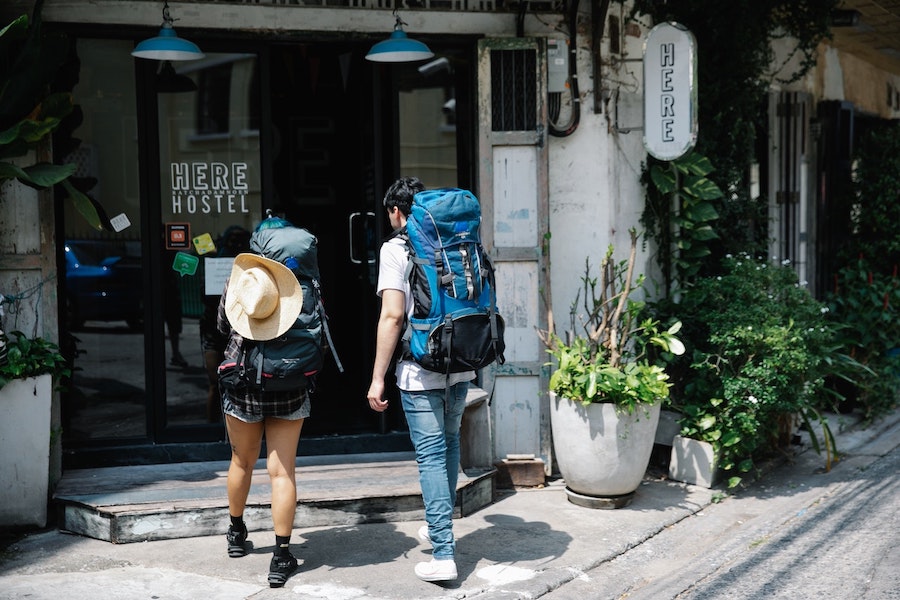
left=1, top=406, right=898, bottom=600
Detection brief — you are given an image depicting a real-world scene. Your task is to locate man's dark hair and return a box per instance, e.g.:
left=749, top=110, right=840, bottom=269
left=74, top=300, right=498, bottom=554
left=383, top=176, right=424, bottom=216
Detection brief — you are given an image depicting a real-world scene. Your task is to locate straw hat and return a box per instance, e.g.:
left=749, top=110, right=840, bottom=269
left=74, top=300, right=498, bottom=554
left=225, top=253, right=303, bottom=341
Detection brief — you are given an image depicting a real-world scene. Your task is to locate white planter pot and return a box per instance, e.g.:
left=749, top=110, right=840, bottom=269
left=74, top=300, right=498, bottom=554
left=0, top=374, right=52, bottom=527
left=550, top=393, right=661, bottom=508
left=668, top=434, right=722, bottom=488
left=655, top=409, right=681, bottom=446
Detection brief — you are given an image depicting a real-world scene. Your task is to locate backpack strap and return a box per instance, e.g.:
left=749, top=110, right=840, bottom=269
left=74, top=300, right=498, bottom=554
left=482, top=252, right=505, bottom=366
left=312, top=278, right=344, bottom=373
left=254, top=341, right=265, bottom=389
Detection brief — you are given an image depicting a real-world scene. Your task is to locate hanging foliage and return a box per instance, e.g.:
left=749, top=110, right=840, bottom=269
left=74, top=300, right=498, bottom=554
left=0, top=0, right=106, bottom=231
left=633, top=0, right=838, bottom=279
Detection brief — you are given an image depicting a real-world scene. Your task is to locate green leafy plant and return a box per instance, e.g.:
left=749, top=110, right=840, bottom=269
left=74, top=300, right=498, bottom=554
left=840, top=123, right=900, bottom=275
left=643, top=151, right=723, bottom=294
left=825, top=258, right=900, bottom=420
left=632, top=0, right=837, bottom=266
left=671, top=253, right=840, bottom=487
left=538, top=230, right=685, bottom=414
left=0, top=0, right=104, bottom=230
left=0, top=330, right=70, bottom=390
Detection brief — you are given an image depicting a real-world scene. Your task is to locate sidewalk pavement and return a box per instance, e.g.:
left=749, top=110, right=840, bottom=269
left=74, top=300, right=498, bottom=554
left=2, top=406, right=899, bottom=600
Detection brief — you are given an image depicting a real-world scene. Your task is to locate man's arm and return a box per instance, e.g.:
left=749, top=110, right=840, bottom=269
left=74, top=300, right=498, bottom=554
left=367, top=288, right=406, bottom=412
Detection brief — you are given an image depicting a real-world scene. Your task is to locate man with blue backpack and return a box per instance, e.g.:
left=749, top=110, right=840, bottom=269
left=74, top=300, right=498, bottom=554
left=367, top=177, right=504, bottom=583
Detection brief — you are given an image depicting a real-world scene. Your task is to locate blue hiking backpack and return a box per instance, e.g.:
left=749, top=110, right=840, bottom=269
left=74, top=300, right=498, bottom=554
left=401, top=188, right=506, bottom=373
left=218, top=226, right=343, bottom=395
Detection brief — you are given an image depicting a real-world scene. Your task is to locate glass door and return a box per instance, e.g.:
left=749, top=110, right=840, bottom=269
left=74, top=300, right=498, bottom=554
left=59, top=36, right=476, bottom=461
left=155, top=53, right=263, bottom=434
left=60, top=39, right=148, bottom=444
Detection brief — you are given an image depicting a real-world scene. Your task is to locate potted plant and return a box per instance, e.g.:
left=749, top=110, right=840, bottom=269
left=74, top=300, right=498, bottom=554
left=538, top=230, right=684, bottom=508
left=0, top=327, right=70, bottom=527
left=667, top=253, right=841, bottom=489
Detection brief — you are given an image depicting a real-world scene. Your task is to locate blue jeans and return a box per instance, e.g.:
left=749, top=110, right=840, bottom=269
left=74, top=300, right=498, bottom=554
left=401, top=381, right=469, bottom=560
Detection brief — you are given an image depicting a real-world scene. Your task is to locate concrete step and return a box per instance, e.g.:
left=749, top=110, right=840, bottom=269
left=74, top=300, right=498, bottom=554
left=53, top=452, right=496, bottom=544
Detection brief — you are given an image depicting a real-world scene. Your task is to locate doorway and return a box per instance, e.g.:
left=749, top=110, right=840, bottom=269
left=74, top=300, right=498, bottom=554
left=59, top=35, right=474, bottom=466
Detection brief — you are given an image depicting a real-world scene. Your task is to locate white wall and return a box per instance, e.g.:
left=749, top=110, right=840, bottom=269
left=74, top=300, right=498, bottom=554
left=548, top=6, right=656, bottom=341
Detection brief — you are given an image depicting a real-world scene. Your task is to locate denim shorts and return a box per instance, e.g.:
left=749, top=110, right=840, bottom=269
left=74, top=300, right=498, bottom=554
left=222, top=392, right=310, bottom=423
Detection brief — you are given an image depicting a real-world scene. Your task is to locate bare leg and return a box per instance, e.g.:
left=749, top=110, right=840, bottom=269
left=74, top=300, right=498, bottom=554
left=225, top=415, right=264, bottom=517
left=264, top=417, right=304, bottom=536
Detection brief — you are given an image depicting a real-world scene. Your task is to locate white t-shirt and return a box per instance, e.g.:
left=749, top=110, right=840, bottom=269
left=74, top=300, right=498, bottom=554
left=377, top=236, right=475, bottom=391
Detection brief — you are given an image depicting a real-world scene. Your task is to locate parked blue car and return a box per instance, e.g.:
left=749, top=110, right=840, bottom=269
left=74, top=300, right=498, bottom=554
left=64, top=240, right=144, bottom=331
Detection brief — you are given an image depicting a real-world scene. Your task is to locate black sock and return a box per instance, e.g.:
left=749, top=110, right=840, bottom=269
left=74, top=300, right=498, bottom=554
left=230, top=515, right=245, bottom=531
left=275, top=534, right=291, bottom=557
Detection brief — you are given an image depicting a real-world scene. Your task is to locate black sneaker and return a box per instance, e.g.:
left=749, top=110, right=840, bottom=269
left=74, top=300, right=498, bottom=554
left=268, top=552, right=298, bottom=587
left=226, top=525, right=247, bottom=558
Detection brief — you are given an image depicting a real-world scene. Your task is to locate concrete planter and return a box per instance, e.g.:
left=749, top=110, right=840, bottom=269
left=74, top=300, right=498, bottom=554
left=668, top=434, right=722, bottom=488
left=550, top=393, right=660, bottom=508
left=654, top=409, right=681, bottom=446
left=0, top=374, right=52, bottom=527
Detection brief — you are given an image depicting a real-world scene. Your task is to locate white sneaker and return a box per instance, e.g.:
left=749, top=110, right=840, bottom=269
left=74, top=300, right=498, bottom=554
left=417, top=525, right=431, bottom=543
left=415, top=558, right=457, bottom=582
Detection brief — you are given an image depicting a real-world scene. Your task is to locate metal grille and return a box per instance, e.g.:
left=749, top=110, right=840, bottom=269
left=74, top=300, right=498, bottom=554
left=491, top=48, right=537, bottom=132
left=775, top=92, right=808, bottom=267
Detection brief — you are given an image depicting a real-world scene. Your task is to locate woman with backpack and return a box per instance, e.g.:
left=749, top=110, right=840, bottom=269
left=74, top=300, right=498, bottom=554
left=216, top=215, right=320, bottom=588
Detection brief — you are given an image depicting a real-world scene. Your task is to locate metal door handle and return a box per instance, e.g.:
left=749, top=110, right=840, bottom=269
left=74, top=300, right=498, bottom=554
left=349, top=212, right=376, bottom=264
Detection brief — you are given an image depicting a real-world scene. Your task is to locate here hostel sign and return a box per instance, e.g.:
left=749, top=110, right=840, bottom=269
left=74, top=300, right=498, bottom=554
left=643, top=22, right=698, bottom=161
left=170, top=162, right=250, bottom=215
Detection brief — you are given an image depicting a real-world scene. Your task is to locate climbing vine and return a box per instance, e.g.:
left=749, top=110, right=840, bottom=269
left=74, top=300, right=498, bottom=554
left=631, top=0, right=838, bottom=282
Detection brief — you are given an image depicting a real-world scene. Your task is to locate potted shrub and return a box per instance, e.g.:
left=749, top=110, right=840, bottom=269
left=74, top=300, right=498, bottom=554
left=0, top=328, right=70, bottom=527
left=538, top=230, right=684, bottom=508
left=667, top=253, right=841, bottom=489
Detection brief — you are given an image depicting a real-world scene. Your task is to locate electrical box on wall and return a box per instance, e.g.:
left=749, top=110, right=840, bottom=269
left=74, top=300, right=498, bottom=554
left=547, top=38, right=569, bottom=93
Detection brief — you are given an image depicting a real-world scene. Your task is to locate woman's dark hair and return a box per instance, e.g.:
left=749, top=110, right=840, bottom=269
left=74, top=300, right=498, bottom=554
left=383, top=176, right=425, bottom=216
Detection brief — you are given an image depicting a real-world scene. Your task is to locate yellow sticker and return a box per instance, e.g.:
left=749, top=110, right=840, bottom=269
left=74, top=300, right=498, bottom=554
left=193, top=232, right=217, bottom=255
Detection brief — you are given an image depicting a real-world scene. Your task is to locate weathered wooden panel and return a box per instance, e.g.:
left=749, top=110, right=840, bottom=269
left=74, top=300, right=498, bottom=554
left=491, top=375, right=540, bottom=461
left=492, top=145, right=539, bottom=248
left=0, top=173, right=42, bottom=256
left=0, top=153, right=57, bottom=342
left=494, top=260, right=539, bottom=364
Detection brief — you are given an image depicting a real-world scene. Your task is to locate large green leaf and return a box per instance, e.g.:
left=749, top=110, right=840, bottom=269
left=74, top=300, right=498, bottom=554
left=18, top=161, right=75, bottom=187
left=675, top=151, right=715, bottom=177
left=0, top=160, right=28, bottom=181
left=61, top=178, right=104, bottom=231
left=682, top=201, right=720, bottom=223
left=689, top=224, right=719, bottom=241
left=683, top=175, right=725, bottom=200
left=650, top=164, right=678, bottom=194
left=0, top=115, right=61, bottom=145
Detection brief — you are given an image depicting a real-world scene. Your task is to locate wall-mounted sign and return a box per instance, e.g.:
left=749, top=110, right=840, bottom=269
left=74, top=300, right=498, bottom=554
left=643, top=22, right=698, bottom=161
